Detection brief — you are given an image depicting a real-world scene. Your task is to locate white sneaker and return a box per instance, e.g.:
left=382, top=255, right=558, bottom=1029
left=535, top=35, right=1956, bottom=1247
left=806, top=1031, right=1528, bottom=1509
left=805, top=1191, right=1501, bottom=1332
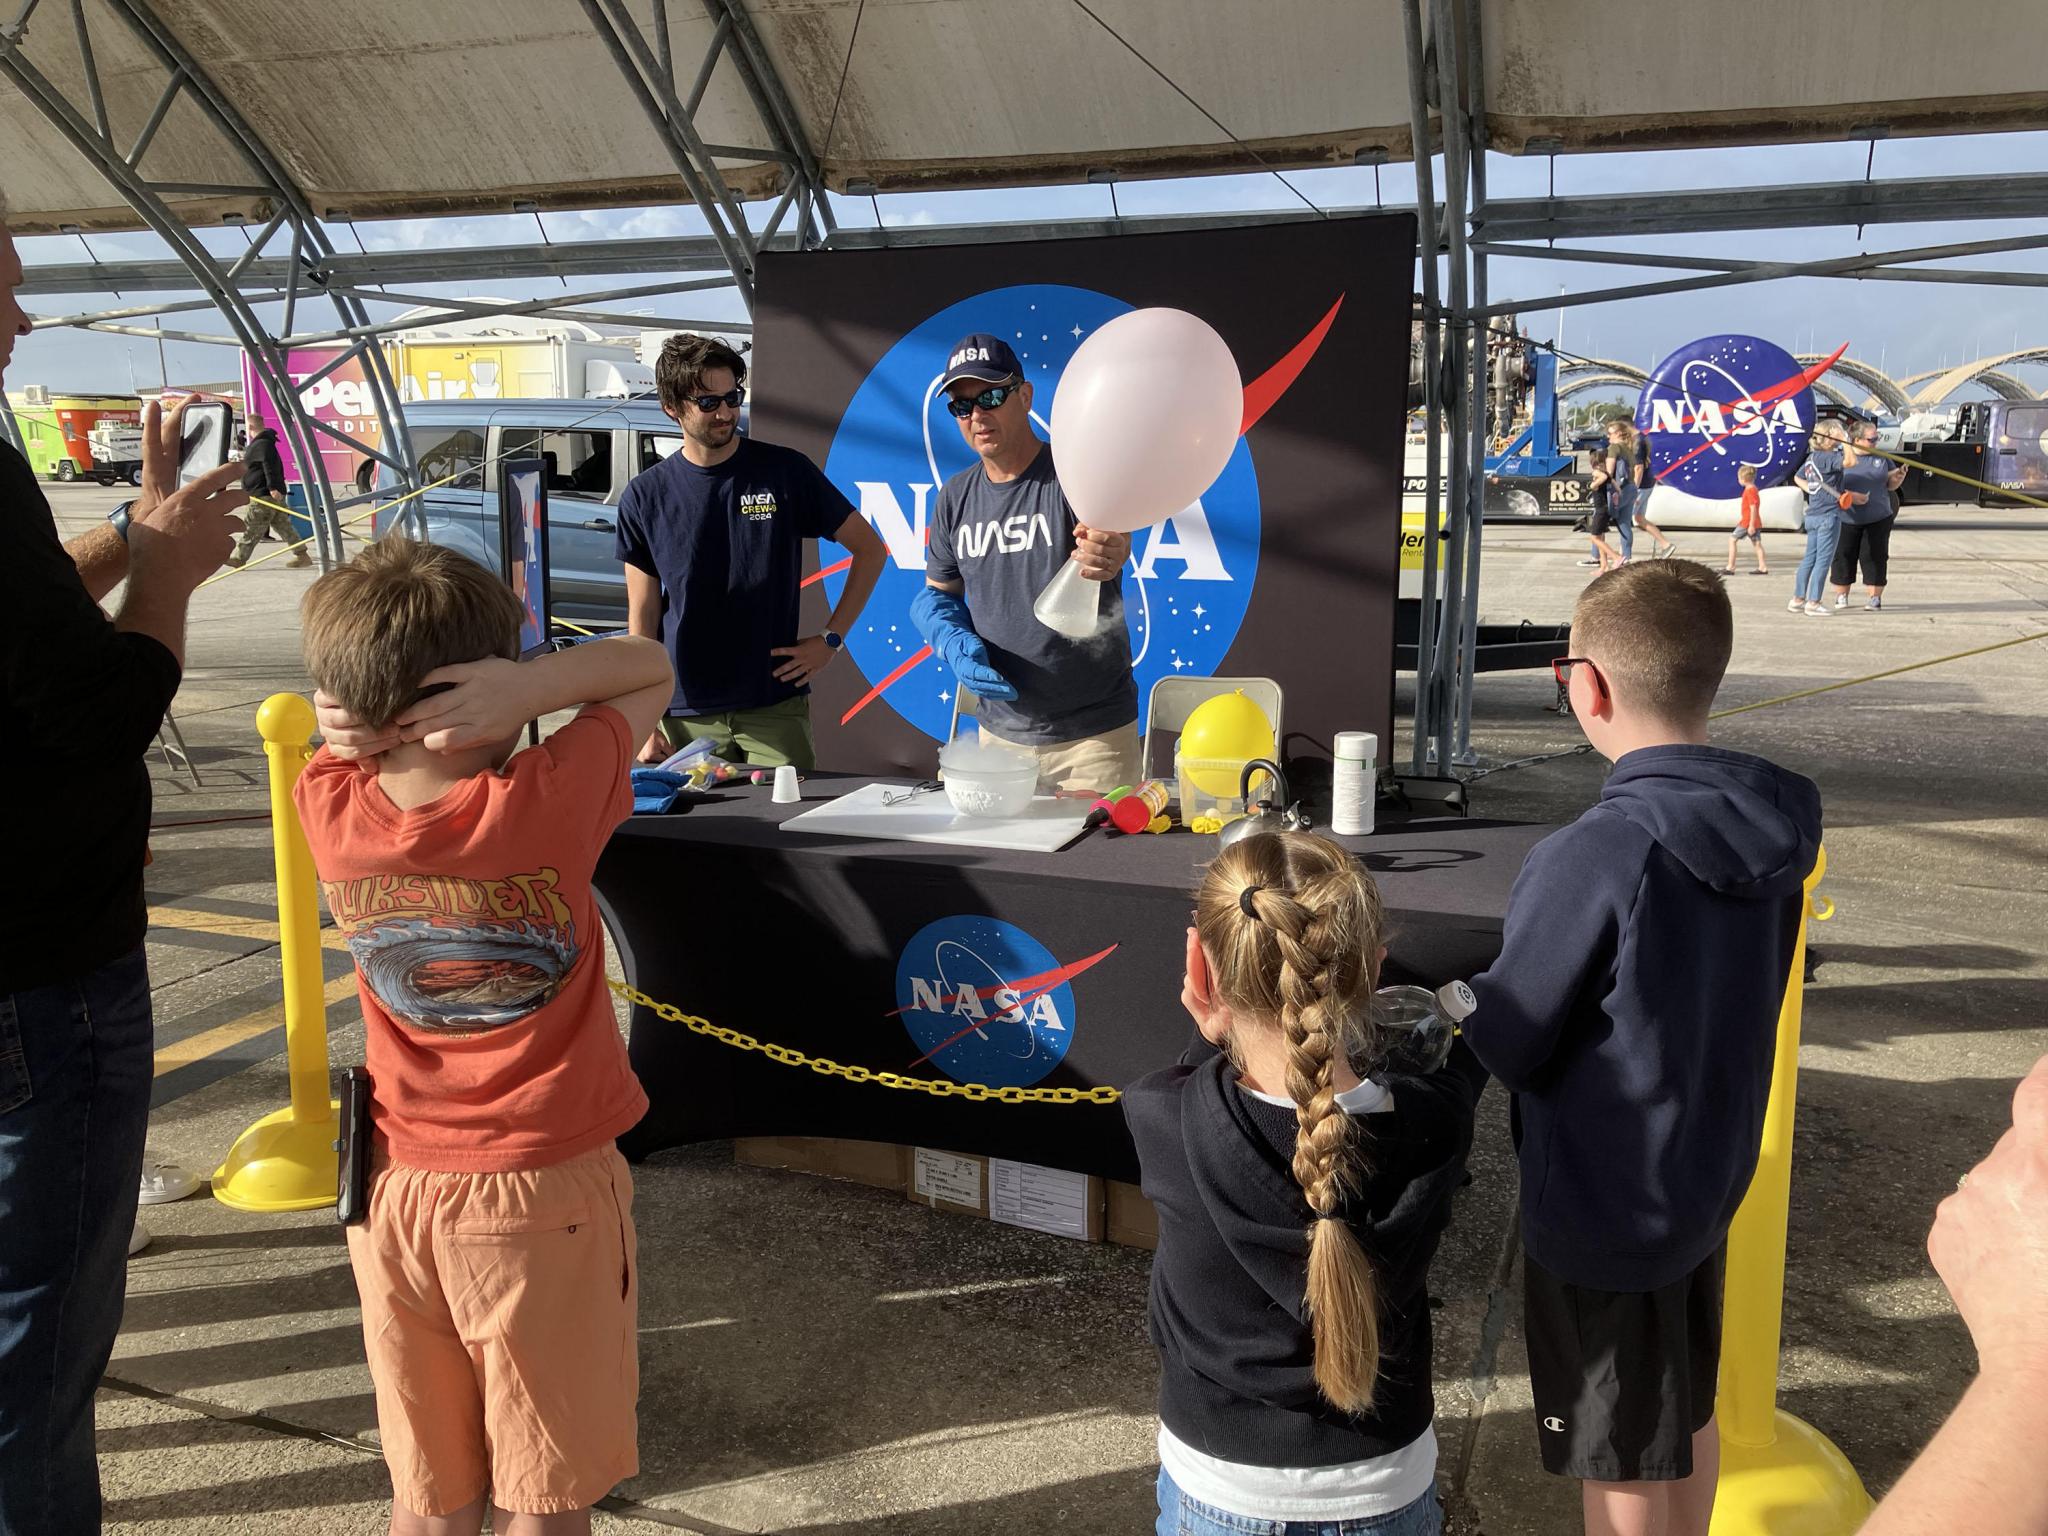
left=139, top=1160, right=202, bottom=1205
left=128, top=1221, right=151, bottom=1258
left=1805, top=601, right=1830, bottom=616
left=1787, top=597, right=1807, bottom=612
left=1833, top=594, right=1848, bottom=609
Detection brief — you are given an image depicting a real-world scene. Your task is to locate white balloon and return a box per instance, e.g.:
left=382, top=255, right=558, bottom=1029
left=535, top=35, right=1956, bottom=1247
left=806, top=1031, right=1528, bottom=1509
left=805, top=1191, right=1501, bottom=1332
left=1048, top=308, right=1244, bottom=534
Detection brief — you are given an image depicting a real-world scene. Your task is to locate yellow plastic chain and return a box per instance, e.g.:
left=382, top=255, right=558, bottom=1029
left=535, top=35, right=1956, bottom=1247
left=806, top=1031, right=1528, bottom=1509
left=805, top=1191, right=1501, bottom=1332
left=606, top=979, right=1123, bottom=1105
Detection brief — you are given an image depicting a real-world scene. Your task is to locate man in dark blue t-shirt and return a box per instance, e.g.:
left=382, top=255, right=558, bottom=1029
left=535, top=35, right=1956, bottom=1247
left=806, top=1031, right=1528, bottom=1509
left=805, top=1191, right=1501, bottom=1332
left=616, top=334, right=885, bottom=769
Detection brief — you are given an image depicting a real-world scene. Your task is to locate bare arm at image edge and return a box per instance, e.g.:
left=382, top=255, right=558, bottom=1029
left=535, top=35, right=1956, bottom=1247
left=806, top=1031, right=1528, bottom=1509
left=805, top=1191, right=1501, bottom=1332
left=1860, top=1055, right=2048, bottom=1536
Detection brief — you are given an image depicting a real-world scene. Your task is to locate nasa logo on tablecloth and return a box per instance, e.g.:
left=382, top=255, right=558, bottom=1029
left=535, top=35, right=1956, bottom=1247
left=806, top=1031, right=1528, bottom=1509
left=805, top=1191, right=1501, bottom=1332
left=891, top=915, right=1117, bottom=1088
left=820, top=284, right=1263, bottom=742
left=1635, top=335, right=1818, bottom=499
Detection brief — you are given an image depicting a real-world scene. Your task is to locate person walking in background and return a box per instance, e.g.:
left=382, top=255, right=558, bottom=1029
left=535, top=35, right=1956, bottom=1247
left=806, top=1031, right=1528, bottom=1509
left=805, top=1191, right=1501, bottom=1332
left=1607, top=419, right=1675, bottom=560
left=1581, top=451, right=1622, bottom=571
left=1829, top=422, right=1908, bottom=611
left=227, top=426, right=305, bottom=568
left=1723, top=464, right=1768, bottom=575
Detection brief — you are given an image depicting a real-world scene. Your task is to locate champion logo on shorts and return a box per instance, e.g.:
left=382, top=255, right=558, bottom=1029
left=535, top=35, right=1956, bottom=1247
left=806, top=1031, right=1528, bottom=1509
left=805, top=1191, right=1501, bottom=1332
left=1543, top=1416, right=1566, bottom=1433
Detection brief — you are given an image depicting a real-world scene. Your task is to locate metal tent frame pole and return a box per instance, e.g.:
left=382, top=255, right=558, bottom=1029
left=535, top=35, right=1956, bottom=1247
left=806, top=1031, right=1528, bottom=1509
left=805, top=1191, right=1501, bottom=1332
left=1401, top=0, right=1445, bottom=779
left=1426, top=0, right=1469, bottom=778
left=1451, top=0, right=1489, bottom=767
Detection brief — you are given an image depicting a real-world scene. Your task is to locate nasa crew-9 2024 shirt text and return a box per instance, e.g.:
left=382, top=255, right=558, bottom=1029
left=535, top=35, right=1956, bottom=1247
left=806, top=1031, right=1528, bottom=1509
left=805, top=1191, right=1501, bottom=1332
left=614, top=437, right=855, bottom=716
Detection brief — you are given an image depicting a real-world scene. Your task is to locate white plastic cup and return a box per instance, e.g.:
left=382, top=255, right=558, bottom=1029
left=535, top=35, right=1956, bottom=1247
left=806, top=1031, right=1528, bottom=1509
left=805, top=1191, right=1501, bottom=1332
left=1331, top=730, right=1377, bottom=836
left=772, top=765, right=801, bottom=804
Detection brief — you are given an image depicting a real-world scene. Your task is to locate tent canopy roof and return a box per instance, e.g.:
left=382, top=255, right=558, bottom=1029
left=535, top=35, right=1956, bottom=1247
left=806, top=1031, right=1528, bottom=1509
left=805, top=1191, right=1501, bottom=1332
left=4, top=0, right=2046, bottom=233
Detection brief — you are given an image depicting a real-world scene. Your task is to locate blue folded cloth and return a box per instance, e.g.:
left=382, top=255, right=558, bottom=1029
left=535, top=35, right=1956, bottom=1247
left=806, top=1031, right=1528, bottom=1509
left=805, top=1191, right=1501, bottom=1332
left=629, top=768, right=690, bottom=815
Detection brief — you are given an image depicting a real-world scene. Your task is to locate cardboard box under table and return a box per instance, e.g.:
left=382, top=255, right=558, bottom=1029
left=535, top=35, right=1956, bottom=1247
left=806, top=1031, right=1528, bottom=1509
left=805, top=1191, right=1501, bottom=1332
left=597, top=774, right=1547, bottom=1182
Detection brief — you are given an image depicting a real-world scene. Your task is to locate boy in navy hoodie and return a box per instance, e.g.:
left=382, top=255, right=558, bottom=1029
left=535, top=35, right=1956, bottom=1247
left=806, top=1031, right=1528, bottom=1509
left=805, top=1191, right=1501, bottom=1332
left=1465, top=559, right=1821, bottom=1536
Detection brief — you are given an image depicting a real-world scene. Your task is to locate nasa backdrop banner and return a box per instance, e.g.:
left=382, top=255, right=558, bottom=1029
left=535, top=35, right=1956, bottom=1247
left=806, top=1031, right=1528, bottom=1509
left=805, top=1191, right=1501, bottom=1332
left=750, top=215, right=1416, bottom=774
left=1635, top=334, right=1820, bottom=497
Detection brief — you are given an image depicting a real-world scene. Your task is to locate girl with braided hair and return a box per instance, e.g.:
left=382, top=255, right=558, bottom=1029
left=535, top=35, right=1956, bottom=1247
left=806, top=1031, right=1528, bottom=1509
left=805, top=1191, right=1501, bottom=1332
left=1124, top=832, right=1487, bottom=1536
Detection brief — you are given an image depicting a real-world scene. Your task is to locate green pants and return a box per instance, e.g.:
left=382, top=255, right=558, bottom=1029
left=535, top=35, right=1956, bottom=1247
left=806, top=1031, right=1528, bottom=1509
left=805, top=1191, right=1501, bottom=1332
left=658, top=695, right=815, bottom=770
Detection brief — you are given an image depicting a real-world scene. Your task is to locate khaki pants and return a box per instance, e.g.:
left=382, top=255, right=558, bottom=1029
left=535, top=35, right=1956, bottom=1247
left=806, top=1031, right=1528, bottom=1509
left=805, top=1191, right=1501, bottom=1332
left=978, top=721, right=1141, bottom=797
left=658, top=695, right=815, bottom=770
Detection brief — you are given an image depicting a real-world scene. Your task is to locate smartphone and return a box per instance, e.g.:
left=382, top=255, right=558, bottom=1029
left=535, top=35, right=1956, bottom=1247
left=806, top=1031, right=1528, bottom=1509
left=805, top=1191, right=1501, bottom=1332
left=177, top=400, right=233, bottom=487
left=335, top=1065, right=372, bottom=1225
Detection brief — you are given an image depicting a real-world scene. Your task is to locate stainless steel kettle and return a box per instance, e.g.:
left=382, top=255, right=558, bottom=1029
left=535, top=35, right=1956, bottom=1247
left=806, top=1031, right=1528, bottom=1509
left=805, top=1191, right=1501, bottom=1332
left=1216, top=757, right=1311, bottom=849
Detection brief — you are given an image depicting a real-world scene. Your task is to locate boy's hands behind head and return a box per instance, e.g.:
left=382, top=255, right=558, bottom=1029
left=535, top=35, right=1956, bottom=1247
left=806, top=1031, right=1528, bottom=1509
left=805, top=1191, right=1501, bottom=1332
left=395, top=657, right=532, bottom=753
left=313, top=689, right=402, bottom=766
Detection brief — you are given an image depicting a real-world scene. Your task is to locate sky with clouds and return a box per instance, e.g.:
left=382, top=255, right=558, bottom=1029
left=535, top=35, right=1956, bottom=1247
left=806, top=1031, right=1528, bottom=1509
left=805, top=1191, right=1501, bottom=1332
left=11, top=129, right=2048, bottom=406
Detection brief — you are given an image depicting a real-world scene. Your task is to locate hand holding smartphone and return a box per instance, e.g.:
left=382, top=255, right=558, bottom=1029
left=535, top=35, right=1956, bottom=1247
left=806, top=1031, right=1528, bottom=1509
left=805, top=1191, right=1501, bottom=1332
left=177, top=399, right=234, bottom=488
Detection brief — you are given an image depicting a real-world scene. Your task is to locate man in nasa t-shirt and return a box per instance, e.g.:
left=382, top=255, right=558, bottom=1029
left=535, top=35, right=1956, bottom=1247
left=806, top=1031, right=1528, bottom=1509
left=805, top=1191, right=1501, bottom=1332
left=913, top=333, right=1139, bottom=794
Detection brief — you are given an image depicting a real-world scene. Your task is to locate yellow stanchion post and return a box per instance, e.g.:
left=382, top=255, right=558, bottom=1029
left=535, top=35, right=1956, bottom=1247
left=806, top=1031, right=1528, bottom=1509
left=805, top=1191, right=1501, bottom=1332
left=1711, top=846, right=1872, bottom=1533
left=212, top=693, right=339, bottom=1212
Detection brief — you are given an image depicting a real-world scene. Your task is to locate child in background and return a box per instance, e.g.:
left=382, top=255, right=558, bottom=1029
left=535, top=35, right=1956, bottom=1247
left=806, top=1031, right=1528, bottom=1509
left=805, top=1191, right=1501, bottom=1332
left=1583, top=452, right=1622, bottom=572
left=1125, top=832, right=1486, bottom=1536
left=1464, top=560, right=1821, bottom=1536
left=1724, top=463, right=1768, bottom=575
left=296, top=539, right=673, bottom=1536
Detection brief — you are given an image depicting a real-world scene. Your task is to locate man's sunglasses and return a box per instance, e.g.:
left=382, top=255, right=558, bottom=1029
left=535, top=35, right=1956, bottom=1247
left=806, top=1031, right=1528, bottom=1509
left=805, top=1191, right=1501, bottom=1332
left=688, top=388, right=746, bottom=412
left=945, top=383, right=1018, bottom=418
left=1552, top=656, right=1609, bottom=699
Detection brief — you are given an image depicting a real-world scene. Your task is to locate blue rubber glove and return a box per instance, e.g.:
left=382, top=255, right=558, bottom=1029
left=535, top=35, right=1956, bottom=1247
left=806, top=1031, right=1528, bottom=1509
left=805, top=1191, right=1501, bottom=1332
left=909, top=585, right=1019, bottom=702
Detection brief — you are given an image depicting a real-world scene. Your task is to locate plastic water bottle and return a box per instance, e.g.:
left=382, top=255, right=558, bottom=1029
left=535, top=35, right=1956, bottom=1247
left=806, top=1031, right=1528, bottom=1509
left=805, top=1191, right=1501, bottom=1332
left=1367, top=980, right=1476, bottom=1076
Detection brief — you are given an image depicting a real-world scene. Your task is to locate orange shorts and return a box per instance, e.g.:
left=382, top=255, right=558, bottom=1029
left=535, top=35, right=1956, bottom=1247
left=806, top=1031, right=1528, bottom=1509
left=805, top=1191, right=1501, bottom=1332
left=346, top=1145, right=639, bottom=1516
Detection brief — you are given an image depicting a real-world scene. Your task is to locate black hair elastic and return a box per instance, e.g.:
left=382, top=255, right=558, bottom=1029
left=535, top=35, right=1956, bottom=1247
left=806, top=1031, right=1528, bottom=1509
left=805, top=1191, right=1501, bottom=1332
left=1238, top=884, right=1264, bottom=920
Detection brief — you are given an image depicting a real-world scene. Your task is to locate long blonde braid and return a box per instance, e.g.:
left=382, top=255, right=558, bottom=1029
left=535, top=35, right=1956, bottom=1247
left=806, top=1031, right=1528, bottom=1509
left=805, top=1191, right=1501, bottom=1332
left=1196, top=833, right=1388, bottom=1412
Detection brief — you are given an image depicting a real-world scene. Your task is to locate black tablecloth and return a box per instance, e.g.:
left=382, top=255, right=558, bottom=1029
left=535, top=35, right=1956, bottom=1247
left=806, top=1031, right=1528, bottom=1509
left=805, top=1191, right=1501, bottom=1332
left=598, top=776, right=1551, bottom=1181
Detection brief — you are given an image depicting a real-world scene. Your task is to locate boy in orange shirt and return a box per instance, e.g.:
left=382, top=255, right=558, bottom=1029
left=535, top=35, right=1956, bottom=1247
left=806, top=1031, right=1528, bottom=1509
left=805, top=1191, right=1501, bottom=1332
left=296, top=539, right=672, bottom=1536
left=1724, top=464, right=1768, bottom=575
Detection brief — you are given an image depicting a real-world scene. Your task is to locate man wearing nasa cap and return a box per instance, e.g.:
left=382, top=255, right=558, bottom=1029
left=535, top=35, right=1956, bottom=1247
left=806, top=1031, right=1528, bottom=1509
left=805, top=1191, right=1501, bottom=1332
left=911, top=333, right=1139, bottom=793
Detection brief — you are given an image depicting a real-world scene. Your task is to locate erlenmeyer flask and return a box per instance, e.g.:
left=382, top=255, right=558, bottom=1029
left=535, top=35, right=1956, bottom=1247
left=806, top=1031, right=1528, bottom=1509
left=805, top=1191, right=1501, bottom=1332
left=1032, top=558, right=1101, bottom=638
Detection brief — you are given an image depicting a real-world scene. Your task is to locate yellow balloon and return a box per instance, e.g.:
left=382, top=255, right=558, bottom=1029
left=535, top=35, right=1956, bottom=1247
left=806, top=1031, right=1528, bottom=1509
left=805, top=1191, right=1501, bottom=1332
left=1177, top=690, right=1276, bottom=798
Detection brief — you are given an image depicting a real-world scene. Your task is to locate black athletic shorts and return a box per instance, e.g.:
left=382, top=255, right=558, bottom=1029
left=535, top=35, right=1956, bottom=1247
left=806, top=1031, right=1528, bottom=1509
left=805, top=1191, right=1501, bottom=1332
left=1523, top=1245, right=1725, bottom=1482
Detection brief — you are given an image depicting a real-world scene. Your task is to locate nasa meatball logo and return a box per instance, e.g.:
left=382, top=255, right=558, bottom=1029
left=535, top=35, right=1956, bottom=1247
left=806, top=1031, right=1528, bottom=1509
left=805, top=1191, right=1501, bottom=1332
left=820, top=283, right=1264, bottom=741
left=891, top=915, right=1117, bottom=1088
left=1635, top=335, right=1836, bottom=499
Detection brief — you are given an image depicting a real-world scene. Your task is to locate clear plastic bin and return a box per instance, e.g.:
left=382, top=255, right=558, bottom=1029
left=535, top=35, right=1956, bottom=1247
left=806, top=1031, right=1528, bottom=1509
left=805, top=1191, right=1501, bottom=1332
left=1176, top=755, right=1274, bottom=827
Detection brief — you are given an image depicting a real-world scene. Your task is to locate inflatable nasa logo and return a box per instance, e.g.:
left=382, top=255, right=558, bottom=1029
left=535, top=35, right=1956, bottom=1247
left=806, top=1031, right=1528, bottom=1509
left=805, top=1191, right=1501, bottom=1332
left=1635, top=335, right=1820, bottom=500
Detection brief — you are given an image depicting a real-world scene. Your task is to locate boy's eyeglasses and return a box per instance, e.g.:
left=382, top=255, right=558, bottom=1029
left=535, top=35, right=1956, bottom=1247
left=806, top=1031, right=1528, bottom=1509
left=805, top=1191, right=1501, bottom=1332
left=1552, top=656, right=1609, bottom=699
left=689, top=388, right=746, bottom=412
left=945, top=384, right=1017, bottom=418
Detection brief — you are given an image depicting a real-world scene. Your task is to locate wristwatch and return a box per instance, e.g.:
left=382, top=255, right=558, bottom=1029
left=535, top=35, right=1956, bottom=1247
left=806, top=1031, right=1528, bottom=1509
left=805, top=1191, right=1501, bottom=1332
left=823, top=630, right=844, bottom=651
left=108, top=500, right=136, bottom=542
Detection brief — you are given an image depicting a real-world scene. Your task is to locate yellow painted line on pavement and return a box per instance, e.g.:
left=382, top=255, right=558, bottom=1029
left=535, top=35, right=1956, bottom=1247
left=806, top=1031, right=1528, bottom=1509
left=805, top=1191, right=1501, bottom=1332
left=148, top=907, right=358, bottom=1077
left=149, top=904, right=288, bottom=945
left=153, top=969, right=359, bottom=1077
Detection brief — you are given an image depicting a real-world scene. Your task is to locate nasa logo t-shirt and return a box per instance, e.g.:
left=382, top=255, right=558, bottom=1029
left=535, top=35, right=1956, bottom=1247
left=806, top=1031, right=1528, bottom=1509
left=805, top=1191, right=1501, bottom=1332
left=615, top=436, right=854, bottom=715
left=926, top=446, right=1137, bottom=744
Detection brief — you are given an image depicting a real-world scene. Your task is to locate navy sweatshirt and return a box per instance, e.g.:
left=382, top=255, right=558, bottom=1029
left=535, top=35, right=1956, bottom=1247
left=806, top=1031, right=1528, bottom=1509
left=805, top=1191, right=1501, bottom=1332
left=1124, top=1041, right=1487, bottom=1468
left=1466, top=745, right=1822, bottom=1291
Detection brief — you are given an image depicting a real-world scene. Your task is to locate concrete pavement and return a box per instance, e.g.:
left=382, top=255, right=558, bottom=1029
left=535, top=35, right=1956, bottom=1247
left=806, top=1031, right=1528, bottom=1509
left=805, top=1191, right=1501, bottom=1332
left=37, top=483, right=2048, bottom=1533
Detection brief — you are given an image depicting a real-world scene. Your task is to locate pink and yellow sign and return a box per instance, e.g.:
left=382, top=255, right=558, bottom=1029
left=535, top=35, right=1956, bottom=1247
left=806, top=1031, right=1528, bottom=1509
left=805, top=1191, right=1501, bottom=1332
left=240, top=348, right=386, bottom=489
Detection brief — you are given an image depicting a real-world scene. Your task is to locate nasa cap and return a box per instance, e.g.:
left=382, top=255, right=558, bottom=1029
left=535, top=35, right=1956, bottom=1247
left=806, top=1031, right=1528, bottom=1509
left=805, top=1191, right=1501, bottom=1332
left=938, top=333, right=1024, bottom=390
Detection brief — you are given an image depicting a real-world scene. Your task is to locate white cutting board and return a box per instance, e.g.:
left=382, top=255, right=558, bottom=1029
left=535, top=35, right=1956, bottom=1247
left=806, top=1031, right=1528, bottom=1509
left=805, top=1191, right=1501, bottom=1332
left=781, top=782, right=1092, bottom=853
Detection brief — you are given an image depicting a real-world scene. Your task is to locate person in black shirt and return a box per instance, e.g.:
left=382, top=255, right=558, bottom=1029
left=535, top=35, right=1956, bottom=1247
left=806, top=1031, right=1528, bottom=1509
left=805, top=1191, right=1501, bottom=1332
left=227, top=425, right=305, bottom=568
left=0, top=211, right=248, bottom=1535
left=616, top=333, right=886, bottom=770
left=1124, top=833, right=1482, bottom=1535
